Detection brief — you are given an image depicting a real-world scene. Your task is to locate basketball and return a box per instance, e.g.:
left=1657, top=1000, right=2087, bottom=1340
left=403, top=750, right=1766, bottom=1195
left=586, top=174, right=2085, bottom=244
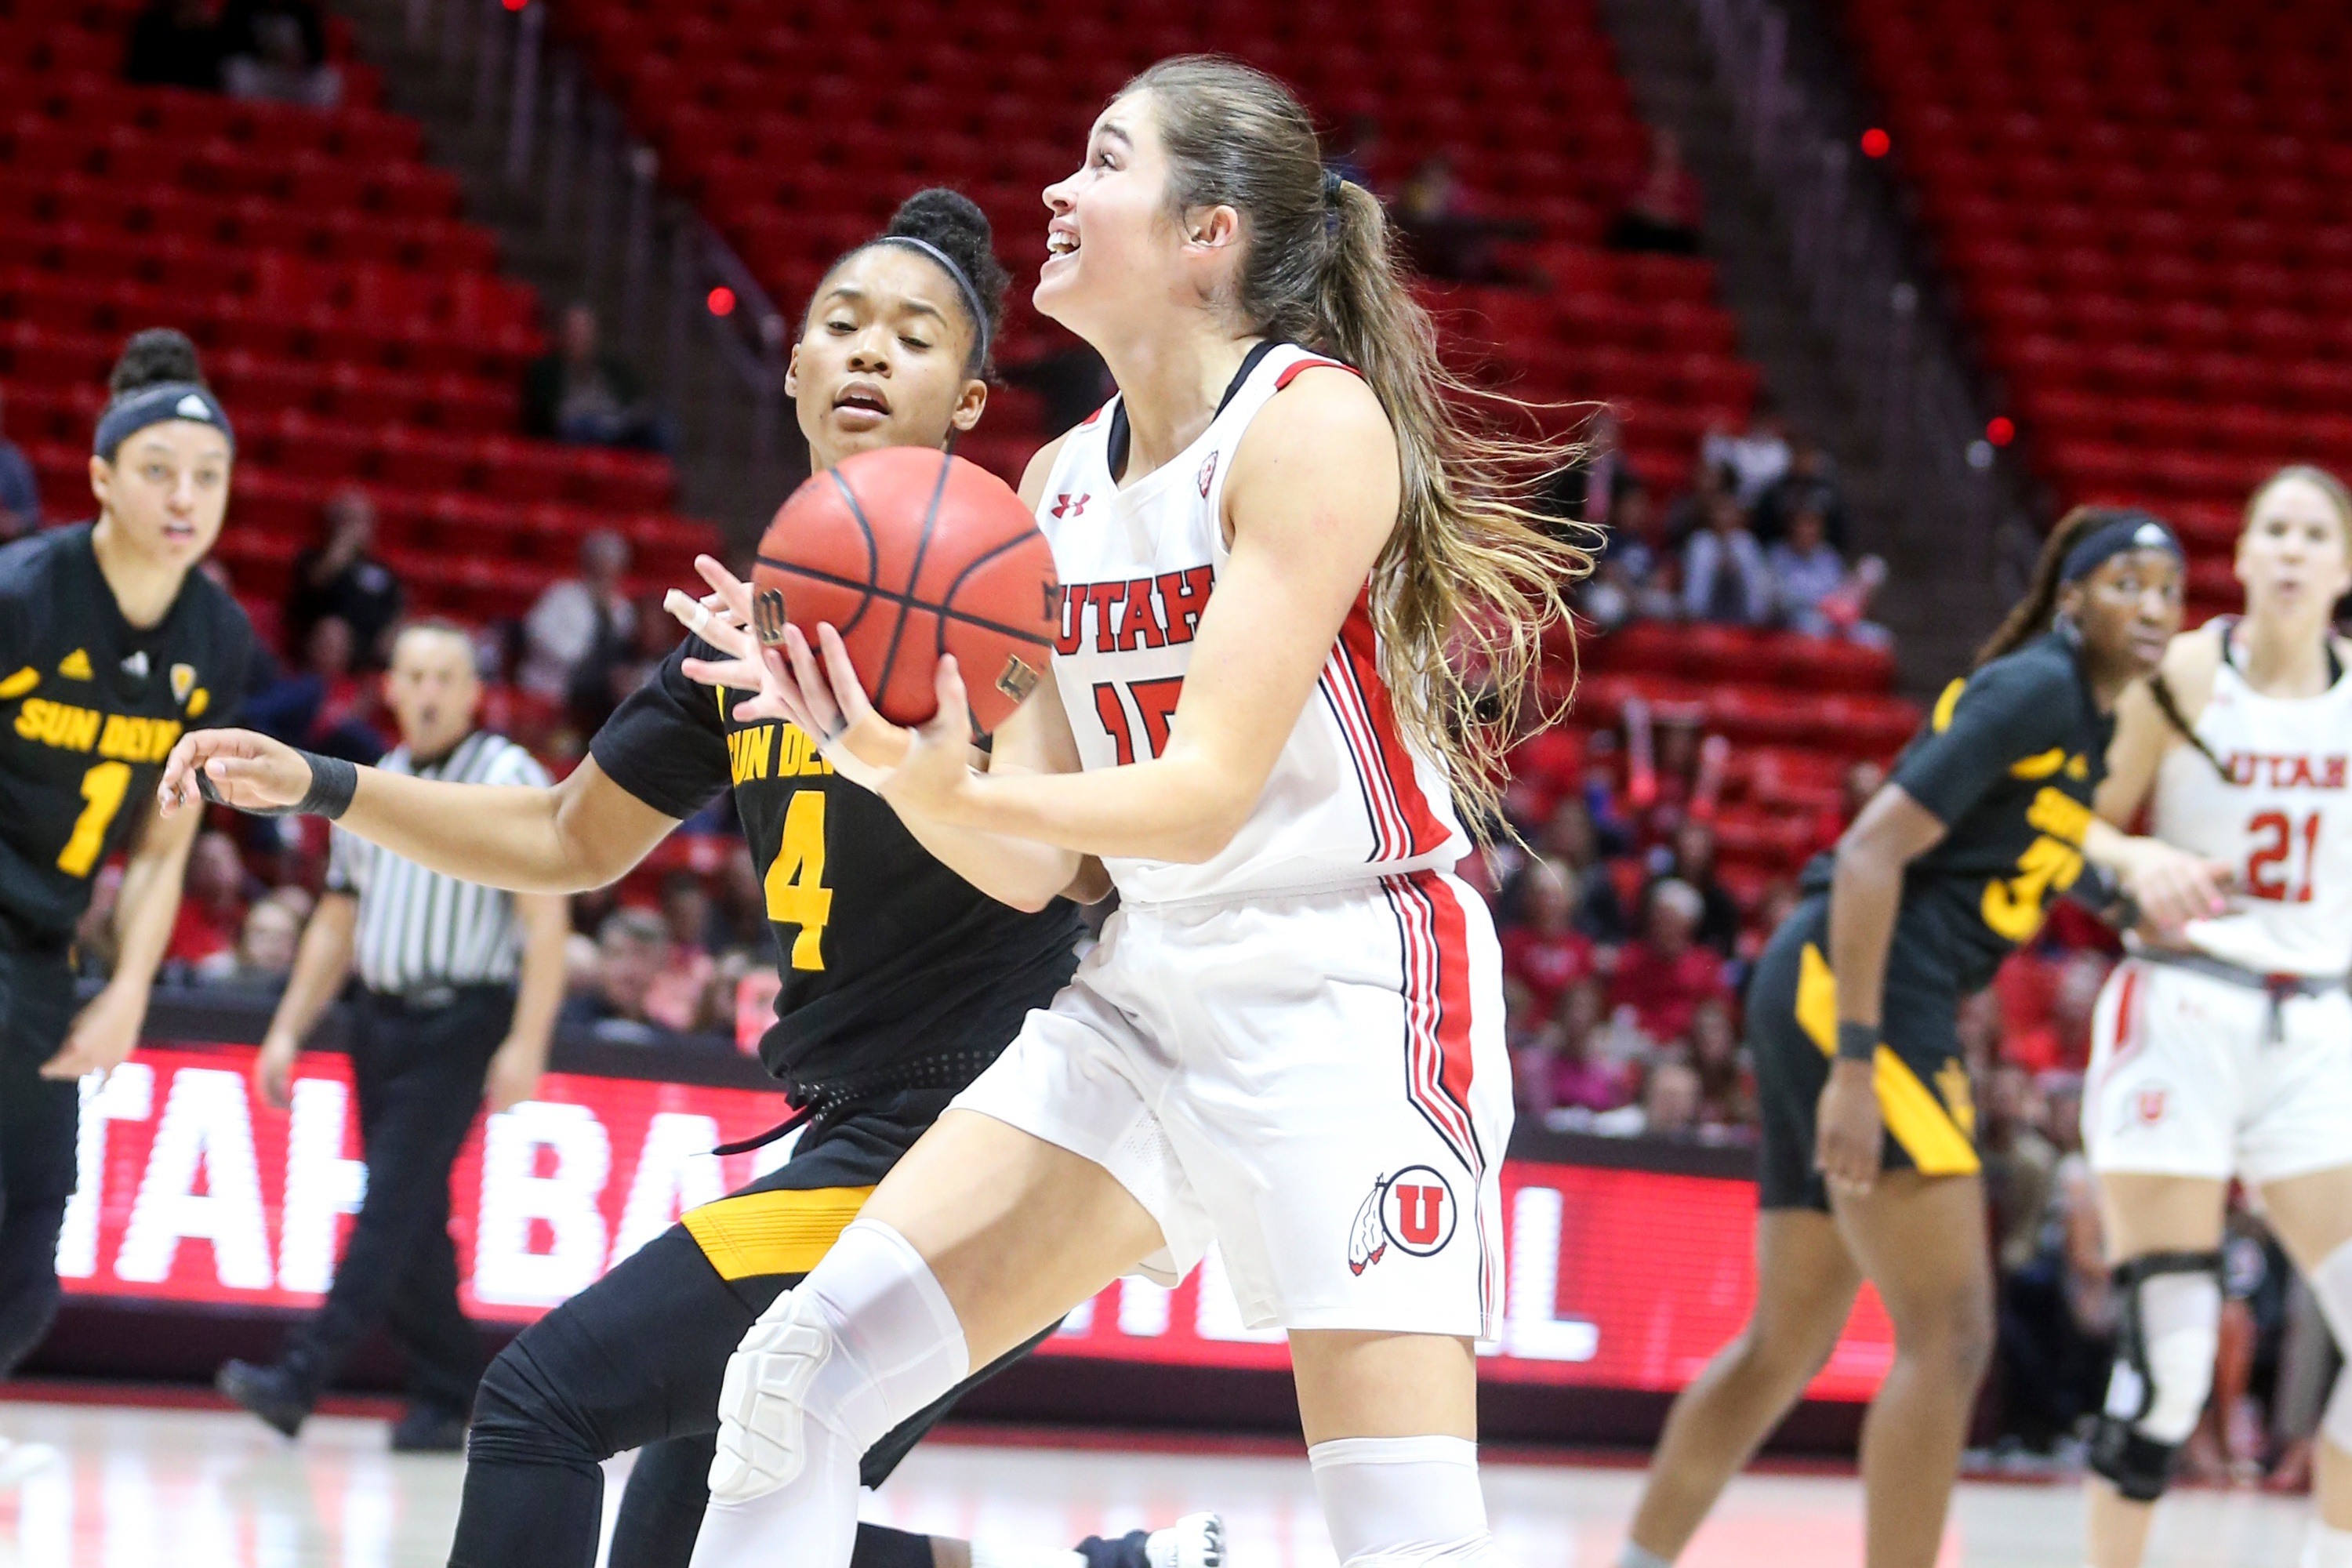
left=750, top=446, right=1059, bottom=735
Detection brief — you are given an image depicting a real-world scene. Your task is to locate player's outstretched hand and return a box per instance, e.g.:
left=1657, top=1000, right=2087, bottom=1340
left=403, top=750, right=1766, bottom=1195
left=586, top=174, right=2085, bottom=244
left=1813, top=1057, right=1883, bottom=1195
left=874, top=655, right=980, bottom=822
left=157, top=728, right=311, bottom=816
left=2117, top=836, right=2233, bottom=935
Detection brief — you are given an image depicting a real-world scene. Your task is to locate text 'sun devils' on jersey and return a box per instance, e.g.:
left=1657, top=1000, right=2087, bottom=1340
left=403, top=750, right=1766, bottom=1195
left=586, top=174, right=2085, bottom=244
left=0, top=523, right=254, bottom=947
left=590, top=637, right=1083, bottom=1091
left=1800, top=630, right=2115, bottom=994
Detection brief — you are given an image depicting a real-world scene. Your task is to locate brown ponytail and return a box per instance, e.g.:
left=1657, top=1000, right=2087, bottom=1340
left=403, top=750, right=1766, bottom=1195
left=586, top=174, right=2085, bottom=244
left=1973, top=505, right=2125, bottom=667
left=1122, top=56, right=1593, bottom=835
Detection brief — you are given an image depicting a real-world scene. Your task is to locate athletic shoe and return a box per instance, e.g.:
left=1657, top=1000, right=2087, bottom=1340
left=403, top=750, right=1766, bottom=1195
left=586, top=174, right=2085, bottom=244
left=0, top=1437, right=58, bottom=1489
left=216, top=1359, right=310, bottom=1439
left=389, top=1404, right=468, bottom=1454
left=1076, top=1513, right=1225, bottom=1568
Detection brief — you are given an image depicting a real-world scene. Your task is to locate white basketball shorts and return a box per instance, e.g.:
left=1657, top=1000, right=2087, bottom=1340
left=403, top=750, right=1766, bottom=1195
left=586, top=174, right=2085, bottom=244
left=2085, top=956, right=2352, bottom=1185
left=951, top=869, right=1510, bottom=1338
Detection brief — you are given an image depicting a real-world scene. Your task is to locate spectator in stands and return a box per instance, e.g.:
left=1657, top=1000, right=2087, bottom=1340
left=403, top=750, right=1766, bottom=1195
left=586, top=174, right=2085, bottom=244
left=1609, top=878, right=1728, bottom=1045
left=217, top=0, right=339, bottom=107
left=1594, top=1057, right=1704, bottom=1139
left=519, top=528, right=636, bottom=710
left=1581, top=481, right=1678, bottom=633
left=1391, top=154, right=1528, bottom=285
left=712, top=844, right=768, bottom=951
left=1750, top=438, right=1849, bottom=550
left=558, top=907, right=670, bottom=1044
left=1682, top=489, right=1773, bottom=624
left=1547, top=981, right=1630, bottom=1115
left=1686, top=999, right=1752, bottom=1132
left=1543, top=411, right=1626, bottom=532
left=244, top=615, right=387, bottom=763
left=124, top=0, right=223, bottom=90
left=167, top=829, right=251, bottom=968
left=524, top=303, right=669, bottom=452
left=1537, top=796, right=1629, bottom=942
left=286, top=488, right=403, bottom=669
left=1997, top=1096, right=2114, bottom=1454
left=1701, top=398, right=1792, bottom=506
left=198, top=890, right=307, bottom=987
left=1651, top=818, right=1741, bottom=957
left=1500, top=858, right=1595, bottom=1021
left=1980, top=1061, right=2058, bottom=1272
left=1606, top=127, right=1704, bottom=256
left=1768, top=498, right=1890, bottom=645
left=0, top=388, right=38, bottom=541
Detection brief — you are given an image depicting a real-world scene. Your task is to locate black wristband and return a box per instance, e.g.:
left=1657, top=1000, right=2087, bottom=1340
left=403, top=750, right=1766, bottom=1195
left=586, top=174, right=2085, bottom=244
left=1835, top=1021, right=1878, bottom=1063
left=191, top=749, right=358, bottom=819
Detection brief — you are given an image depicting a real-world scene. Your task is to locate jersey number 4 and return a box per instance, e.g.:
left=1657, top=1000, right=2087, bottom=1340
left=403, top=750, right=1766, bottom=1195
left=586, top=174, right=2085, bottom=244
left=2247, top=810, right=2321, bottom=904
left=1093, top=677, right=1184, bottom=764
left=763, top=790, right=833, bottom=970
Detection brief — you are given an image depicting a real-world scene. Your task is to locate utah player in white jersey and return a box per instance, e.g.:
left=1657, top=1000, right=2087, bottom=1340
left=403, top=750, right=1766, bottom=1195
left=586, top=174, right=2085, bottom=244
left=2082, top=466, right=2352, bottom=1568
left=667, top=53, right=1585, bottom=1568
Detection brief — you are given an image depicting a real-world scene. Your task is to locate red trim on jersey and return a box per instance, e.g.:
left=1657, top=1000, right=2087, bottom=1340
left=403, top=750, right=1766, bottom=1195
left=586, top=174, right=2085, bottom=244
left=1385, top=870, right=1484, bottom=1177
left=1320, top=651, right=1410, bottom=858
left=1273, top=356, right=1359, bottom=390
left=1337, top=597, right=1451, bottom=859
left=2111, top=963, right=2142, bottom=1069
left=1078, top=400, right=1112, bottom=428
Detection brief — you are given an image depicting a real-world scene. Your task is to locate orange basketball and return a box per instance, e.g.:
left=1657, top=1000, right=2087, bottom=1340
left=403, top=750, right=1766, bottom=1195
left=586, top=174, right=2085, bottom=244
left=750, top=447, right=1059, bottom=735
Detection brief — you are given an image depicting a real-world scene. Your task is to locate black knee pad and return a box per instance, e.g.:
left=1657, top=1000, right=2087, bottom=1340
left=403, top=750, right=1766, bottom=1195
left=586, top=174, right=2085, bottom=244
left=2086, top=1248, right=2224, bottom=1504
left=465, top=1337, right=605, bottom=1471
left=0, top=1200, right=66, bottom=1376
left=2087, top=1421, right=2177, bottom=1503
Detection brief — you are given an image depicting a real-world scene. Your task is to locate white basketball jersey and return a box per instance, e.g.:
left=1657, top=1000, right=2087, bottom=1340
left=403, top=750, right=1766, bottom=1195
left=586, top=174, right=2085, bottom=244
left=1034, top=342, right=1469, bottom=905
left=2150, top=639, right=2352, bottom=977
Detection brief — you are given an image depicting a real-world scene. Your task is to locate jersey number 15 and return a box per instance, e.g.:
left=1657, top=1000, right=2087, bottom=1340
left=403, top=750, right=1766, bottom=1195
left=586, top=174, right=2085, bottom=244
left=1093, top=677, right=1184, bottom=765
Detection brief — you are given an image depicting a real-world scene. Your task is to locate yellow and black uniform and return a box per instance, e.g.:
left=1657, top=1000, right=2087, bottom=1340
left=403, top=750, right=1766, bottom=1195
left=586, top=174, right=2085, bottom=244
left=0, top=521, right=250, bottom=1370
left=1755, top=630, right=2111, bottom=1210
left=451, top=635, right=1085, bottom=1568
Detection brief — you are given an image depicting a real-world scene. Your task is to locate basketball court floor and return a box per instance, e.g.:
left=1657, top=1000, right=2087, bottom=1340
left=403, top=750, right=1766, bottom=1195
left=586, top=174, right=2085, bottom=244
left=0, top=1395, right=2310, bottom=1567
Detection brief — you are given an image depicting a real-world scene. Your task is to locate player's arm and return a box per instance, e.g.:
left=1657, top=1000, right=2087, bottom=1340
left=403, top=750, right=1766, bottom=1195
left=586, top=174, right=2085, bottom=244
left=157, top=742, right=679, bottom=894
left=252, top=891, right=358, bottom=1109
left=485, top=892, right=569, bottom=1113
left=40, top=790, right=201, bottom=1081
left=844, top=372, right=1399, bottom=863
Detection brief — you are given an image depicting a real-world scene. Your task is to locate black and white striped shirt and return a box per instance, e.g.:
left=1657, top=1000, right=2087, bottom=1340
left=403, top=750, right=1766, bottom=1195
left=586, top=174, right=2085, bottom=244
left=326, top=730, right=551, bottom=995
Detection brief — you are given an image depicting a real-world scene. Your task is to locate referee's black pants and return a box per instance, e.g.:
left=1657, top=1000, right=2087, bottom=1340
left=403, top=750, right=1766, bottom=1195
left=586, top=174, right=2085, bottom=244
left=281, top=984, right=507, bottom=1417
left=0, top=938, right=82, bottom=1380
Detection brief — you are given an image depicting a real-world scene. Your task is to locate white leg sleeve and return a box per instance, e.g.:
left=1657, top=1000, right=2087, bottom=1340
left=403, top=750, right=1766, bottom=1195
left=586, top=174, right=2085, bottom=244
left=692, top=1415, right=863, bottom=1568
left=1308, top=1436, right=1490, bottom=1568
left=2129, top=1273, right=2221, bottom=1444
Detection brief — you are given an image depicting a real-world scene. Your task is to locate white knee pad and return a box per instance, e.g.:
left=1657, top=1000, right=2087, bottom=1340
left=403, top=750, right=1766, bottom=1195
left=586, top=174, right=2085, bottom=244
left=708, top=1218, right=968, bottom=1505
left=1308, top=1436, right=1490, bottom=1568
left=2122, top=1272, right=2222, bottom=1444
left=2308, top=1239, right=2352, bottom=1453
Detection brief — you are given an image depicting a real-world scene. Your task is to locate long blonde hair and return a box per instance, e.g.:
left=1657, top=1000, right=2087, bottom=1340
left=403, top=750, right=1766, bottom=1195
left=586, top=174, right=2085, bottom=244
left=1123, top=56, right=1592, bottom=833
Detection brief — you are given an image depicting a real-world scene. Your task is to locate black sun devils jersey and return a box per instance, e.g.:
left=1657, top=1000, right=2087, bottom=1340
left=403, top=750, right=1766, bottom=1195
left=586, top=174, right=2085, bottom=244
left=0, top=522, right=254, bottom=947
left=592, top=636, right=1084, bottom=1091
left=1799, top=630, right=2114, bottom=994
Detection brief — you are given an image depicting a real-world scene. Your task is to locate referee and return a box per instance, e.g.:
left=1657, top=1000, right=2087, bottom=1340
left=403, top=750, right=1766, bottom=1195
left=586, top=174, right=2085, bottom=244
left=217, top=619, right=567, bottom=1451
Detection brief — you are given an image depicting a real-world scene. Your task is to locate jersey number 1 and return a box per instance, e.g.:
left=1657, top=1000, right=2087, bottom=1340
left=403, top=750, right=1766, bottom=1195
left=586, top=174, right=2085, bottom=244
left=57, top=761, right=132, bottom=878
left=1093, top=677, right=1184, bottom=764
left=2247, top=810, right=2321, bottom=903
left=764, top=790, right=833, bottom=970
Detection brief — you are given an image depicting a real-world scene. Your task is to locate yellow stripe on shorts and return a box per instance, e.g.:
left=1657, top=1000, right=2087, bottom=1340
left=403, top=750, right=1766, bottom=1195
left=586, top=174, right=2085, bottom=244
left=1795, top=942, right=1980, bottom=1178
left=681, top=1184, right=874, bottom=1281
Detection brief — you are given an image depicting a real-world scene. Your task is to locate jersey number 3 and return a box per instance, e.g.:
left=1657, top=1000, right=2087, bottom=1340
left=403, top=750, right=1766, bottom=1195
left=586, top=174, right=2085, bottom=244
left=2247, top=810, right=2321, bottom=904
left=764, top=790, right=833, bottom=970
left=57, top=760, right=132, bottom=878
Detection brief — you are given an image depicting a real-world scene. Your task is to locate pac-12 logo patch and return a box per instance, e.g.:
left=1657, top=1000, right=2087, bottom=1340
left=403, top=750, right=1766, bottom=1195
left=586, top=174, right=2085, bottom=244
left=1346, top=1165, right=1457, bottom=1276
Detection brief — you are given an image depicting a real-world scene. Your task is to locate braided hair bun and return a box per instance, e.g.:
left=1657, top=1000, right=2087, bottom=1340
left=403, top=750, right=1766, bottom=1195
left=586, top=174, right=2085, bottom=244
left=107, top=328, right=207, bottom=397
left=880, top=188, right=1009, bottom=372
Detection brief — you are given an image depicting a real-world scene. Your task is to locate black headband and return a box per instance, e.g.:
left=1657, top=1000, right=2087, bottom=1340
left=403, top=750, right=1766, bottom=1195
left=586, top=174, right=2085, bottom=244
left=869, top=236, right=990, bottom=369
left=2060, top=510, right=2181, bottom=584
left=94, top=381, right=234, bottom=462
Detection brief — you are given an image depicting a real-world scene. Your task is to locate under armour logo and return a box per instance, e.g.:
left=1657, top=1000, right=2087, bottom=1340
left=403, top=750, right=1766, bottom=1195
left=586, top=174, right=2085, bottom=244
left=1051, top=492, right=1090, bottom=520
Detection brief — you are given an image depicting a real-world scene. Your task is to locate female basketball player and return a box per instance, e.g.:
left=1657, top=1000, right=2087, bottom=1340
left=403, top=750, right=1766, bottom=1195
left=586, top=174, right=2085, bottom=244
left=156, top=193, right=1214, bottom=1568
left=0, top=328, right=252, bottom=1483
left=662, top=56, right=1587, bottom=1568
left=2078, top=466, right=2352, bottom=1568
left=1608, top=506, right=2226, bottom=1568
